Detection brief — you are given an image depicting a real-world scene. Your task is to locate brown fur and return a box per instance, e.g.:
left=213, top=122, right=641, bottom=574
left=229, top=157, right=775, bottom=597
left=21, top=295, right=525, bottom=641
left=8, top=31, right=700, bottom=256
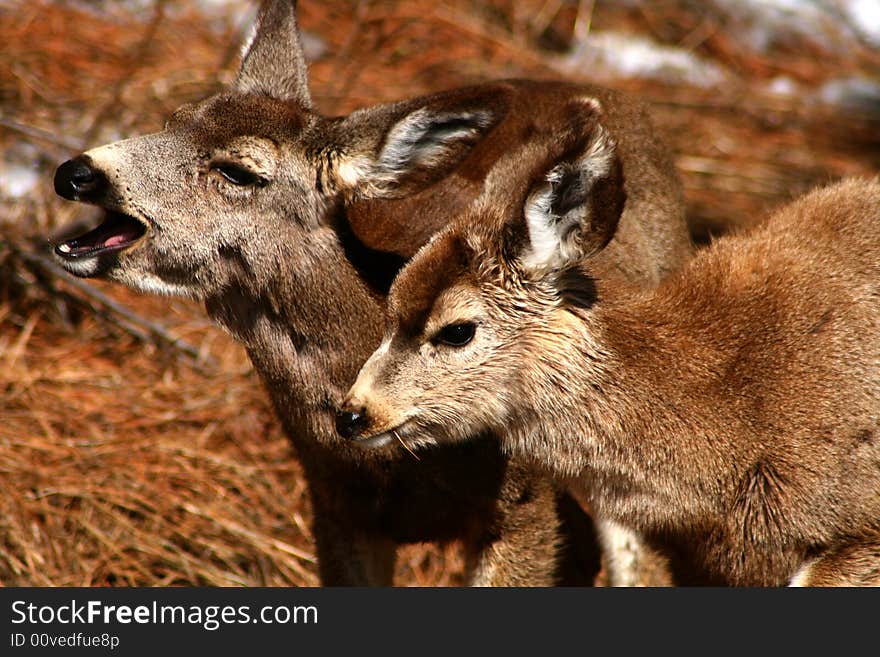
left=350, top=158, right=880, bottom=585
left=792, top=534, right=880, bottom=586
left=52, top=0, right=690, bottom=585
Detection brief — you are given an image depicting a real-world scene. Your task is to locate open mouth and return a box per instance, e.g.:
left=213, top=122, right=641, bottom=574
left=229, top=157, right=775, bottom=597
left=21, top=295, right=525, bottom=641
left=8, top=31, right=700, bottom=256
left=54, top=211, right=148, bottom=260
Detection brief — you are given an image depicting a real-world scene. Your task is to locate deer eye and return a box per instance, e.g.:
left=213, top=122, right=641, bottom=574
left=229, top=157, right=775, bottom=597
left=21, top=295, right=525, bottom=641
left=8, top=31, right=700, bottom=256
left=433, top=322, right=476, bottom=347
left=211, top=162, right=265, bottom=187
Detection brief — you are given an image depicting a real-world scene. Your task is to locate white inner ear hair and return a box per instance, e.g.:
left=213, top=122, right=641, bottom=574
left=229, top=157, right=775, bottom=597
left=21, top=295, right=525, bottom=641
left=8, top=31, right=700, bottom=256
left=523, top=179, right=574, bottom=273
left=522, top=125, right=615, bottom=273
left=579, top=123, right=615, bottom=181
left=376, top=108, right=494, bottom=179
left=336, top=156, right=373, bottom=189
left=336, top=108, right=494, bottom=194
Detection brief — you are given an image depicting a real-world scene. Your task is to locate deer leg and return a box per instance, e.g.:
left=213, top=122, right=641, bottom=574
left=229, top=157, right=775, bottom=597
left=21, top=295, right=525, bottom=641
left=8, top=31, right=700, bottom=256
left=594, top=518, right=674, bottom=586
left=309, top=493, right=397, bottom=586
left=463, top=465, right=599, bottom=586
left=559, top=481, right=673, bottom=587
left=789, top=537, right=880, bottom=587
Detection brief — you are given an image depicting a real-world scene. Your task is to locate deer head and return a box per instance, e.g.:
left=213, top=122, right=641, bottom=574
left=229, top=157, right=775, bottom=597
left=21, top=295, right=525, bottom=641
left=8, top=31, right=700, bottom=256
left=52, top=0, right=509, bottom=302
left=337, top=104, right=625, bottom=448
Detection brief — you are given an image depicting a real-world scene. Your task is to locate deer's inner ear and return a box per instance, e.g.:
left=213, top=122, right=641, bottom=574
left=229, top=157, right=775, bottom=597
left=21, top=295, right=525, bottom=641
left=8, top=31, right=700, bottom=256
left=337, top=108, right=498, bottom=199
left=518, top=124, right=624, bottom=276
left=372, top=109, right=495, bottom=190
left=335, top=89, right=510, bottom=199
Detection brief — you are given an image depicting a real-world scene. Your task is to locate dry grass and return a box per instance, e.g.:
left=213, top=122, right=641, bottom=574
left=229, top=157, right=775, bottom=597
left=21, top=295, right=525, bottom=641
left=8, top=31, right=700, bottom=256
left=0, top=0, right=877, bottom=587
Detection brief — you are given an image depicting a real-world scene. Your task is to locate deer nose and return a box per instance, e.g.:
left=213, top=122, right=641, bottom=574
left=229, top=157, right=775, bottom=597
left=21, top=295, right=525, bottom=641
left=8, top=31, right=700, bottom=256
left=54, top=157, right=106, bottom=201
left=335, top=405, right=369, bottom=439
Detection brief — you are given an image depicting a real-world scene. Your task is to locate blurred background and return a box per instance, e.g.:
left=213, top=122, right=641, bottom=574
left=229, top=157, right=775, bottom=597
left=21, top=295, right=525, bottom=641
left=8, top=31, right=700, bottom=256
left=0, top=0, right=877, bottom=586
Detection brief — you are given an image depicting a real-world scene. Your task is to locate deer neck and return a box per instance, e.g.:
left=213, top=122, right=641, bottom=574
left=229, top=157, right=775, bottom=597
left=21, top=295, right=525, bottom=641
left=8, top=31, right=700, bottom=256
left=517, top=288, right=743, bottom=536
left=204, top=222, right=385, bottom=447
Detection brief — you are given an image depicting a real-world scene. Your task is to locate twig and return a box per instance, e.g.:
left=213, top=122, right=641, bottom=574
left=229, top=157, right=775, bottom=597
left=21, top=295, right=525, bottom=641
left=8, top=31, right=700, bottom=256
left=429, top=6, right=559, bottom=73
left=573, top=0, right=595, bottom=45
left=10, top=243, right=212, bottom=368
left=82, top=0, right=169, bottom=146
left=0, top=117, right=84, bottom=153
left=393, top=428, right=420, bottom=461
left=529, top=0, right=565, bottom=42
left=329, top=0, right=373, bottom=102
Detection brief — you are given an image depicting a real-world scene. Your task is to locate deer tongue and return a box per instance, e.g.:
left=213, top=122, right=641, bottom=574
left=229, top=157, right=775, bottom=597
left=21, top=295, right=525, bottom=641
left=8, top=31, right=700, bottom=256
left=55, top=211, right=147, bottom=259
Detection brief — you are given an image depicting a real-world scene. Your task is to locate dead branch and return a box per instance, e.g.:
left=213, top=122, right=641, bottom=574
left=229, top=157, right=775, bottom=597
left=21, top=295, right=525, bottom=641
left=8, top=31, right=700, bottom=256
left=10, top=243, right=212, bottom=368
left=82, top=0, right=170, bottom=146
left=0, top=117, right=84, bottom=153
left=327, top=0, right=373, bottom=101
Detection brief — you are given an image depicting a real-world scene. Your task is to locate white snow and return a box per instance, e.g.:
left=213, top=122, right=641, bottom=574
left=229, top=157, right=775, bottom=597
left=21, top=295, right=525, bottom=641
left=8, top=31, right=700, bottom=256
left=713, top=0, right=880, bottom=51
left=817, top=76, right=880, bottom=110
left=559, top=31, right=727, bottom=89
left=0, top=163, right=41, bottom=199
left=558, top=1, right=878, bottom=92
left=767, top=76, right=799, bottom=97
left=842, top=0, right=880, bottom=46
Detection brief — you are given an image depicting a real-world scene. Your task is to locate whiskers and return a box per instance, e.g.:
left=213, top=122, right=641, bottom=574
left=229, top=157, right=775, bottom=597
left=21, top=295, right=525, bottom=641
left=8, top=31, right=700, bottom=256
left=393, top=428, right=420, bottom=461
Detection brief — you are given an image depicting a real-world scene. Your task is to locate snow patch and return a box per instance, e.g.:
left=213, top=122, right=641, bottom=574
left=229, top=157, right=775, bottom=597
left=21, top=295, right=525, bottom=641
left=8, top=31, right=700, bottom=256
left=0, top=164, right=41, bottom=199
left=1, top=143, right=43, bottom=199
left=767, top=76, right=800, bottom=97
left=713, top=0, right=880, bottom=52
left=817, top=76, right=880, bottom=111
left=559, top=31, right=727, bottom=89
left=842, top=0, right=880, bottom=46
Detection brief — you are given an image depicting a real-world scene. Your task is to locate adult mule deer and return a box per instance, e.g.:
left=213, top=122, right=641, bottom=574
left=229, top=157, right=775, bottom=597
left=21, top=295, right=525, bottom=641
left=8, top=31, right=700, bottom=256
left=52, top=0, right=691, bottom=585
left=341, top=109, right=880, bottom=586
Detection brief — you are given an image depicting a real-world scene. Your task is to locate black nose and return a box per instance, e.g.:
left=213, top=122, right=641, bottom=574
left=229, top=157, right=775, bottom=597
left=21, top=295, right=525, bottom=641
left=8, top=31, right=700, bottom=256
left=335, top=407, right=368, bottom=439
left=54, top=157, right=106, bottom=201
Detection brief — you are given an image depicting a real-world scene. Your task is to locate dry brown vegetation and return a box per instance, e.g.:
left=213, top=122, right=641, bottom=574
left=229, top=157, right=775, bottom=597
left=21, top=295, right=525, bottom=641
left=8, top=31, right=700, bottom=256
left=1, top=0, right=877, bottom=586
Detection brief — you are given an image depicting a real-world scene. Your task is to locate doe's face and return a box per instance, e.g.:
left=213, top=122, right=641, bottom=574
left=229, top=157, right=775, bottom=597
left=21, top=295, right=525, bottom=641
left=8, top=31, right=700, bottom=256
left=52, top=0, right=511, bottom=300
left=53, top=92, right=324, bottom=300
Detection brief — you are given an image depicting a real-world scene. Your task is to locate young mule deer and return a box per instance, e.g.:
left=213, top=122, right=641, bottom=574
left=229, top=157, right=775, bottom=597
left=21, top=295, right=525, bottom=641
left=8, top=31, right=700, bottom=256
left=341, top=113, right=880, bottom=585
left=52, top=0, right=691, bottom=585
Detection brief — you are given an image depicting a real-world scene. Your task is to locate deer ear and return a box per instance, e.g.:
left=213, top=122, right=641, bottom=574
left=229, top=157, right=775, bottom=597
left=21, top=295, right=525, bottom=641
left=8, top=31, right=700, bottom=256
left=235, top=0, right=311, bottom=107
left=335, top=89, right=509, bottom=198
left=519, top=124, right=625, bottom=275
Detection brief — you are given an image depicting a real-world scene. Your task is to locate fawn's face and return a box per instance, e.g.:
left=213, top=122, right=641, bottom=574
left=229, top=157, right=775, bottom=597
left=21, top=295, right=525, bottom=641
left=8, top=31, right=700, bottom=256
left=338, top=119, right=625, bottom=448
left=338, top=229, right=535, bottom=448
